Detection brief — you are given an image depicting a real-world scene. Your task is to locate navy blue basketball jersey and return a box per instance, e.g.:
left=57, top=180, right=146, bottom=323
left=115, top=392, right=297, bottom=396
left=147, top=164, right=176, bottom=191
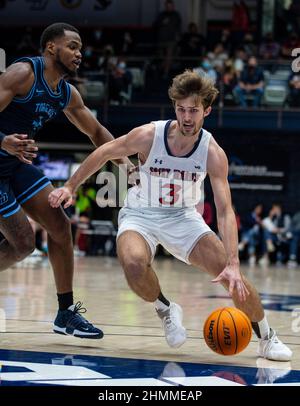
left=0, top=56, right=71, bottom=176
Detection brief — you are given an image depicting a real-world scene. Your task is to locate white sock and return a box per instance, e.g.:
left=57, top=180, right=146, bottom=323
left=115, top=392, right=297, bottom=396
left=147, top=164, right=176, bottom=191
left=155, top=298, right=170, bottom=312
left=258, top=317, right=271, bottom=340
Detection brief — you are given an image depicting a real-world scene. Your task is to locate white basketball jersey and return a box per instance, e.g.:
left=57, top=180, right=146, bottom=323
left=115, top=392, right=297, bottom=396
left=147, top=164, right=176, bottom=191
left=125, top=120, right=211, bottom=209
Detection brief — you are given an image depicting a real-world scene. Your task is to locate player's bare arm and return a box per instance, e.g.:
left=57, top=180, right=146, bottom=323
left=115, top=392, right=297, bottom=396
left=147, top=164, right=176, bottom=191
left=64, top=85, right=133, bottom=169
left=48, top=124, right=154, bottom=209
left=0, top=62, right=38, bottom=163
left=207, top=138, right=249, bottom=301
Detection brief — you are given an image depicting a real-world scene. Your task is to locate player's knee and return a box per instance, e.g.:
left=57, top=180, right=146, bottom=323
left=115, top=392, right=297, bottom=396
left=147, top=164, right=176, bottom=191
left=47, top=215, right=72, bottom=242
left=122, top=255, right=149, bottom=280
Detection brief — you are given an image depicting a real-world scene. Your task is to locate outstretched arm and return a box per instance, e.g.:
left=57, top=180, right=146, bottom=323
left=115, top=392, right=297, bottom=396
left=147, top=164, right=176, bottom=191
left=48, top=125, right=153, bottom=209
left=207, top=139, right=249, bottom=302
left=64, top=85, right=133, bottom=168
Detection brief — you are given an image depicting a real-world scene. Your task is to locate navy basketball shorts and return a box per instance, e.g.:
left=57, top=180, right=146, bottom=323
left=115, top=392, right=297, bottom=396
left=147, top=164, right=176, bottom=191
left=0, top=163, right=51, bottom=218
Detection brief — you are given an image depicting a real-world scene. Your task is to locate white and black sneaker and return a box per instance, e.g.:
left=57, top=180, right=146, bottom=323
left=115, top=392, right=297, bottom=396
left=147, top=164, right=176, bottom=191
left=257, top=328, right=292, bottom=361
left=53, top=301, right=103, bottom=339
left=156, top=302, right=187, bottom=348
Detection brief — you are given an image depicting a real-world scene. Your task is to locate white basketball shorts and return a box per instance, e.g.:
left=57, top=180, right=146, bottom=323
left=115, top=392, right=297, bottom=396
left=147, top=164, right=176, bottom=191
left=117, top=206, right=214, bottom=264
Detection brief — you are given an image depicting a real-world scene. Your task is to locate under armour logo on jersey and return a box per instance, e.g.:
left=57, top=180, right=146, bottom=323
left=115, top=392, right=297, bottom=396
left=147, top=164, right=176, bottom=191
left=0, top=192, right=9, bottom=206
left=194, top=165, right=201, bottom=169
left=36, top=89, right=45, bottom=95
left=154, top=159, right=163, bottom=164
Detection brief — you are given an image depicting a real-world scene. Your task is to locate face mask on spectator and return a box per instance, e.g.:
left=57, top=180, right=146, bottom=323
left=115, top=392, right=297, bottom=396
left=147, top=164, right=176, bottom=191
left=202, top=61, right=211, bottom=70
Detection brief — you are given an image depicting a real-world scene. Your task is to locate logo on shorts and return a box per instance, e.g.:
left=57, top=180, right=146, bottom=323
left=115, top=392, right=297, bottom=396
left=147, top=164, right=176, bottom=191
left=0, top=192, right=9, bottom=206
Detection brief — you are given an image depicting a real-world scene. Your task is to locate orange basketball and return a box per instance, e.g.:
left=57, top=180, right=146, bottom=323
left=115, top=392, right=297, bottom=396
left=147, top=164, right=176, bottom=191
left=203, top=307, right=252, bottom=355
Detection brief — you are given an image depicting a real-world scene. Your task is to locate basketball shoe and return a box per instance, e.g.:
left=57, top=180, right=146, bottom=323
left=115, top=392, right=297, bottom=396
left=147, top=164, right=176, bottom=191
left=156, top=302, right=187, bottom=348
left=257, top=328, right=292, bottom=361
left=53, top=301, right=103, bottom=339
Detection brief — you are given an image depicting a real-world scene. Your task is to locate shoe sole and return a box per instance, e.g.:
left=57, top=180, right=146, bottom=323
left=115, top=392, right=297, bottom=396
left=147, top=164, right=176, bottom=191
left=53, top=326, right=104, bottom=339
left=257, top=354, right=292, bottom=362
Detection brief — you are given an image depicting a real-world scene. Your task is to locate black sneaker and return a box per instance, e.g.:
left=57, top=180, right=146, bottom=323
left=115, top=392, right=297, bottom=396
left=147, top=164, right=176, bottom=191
left=53, top=301, right=103, bottom=339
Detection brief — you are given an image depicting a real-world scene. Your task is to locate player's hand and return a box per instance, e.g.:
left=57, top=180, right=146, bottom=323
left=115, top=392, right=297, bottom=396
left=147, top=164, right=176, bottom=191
left=48, top=186, right=73, bottom=209
left=1, top=134, right=38, bottom=164
left=211, top=264, right=249, bottom=302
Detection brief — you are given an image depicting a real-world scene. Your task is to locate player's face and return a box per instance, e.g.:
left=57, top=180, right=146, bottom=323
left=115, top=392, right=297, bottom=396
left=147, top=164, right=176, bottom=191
left=175, top=96, right=211, bottom=137
left=53, top=31, right=82, bottom=76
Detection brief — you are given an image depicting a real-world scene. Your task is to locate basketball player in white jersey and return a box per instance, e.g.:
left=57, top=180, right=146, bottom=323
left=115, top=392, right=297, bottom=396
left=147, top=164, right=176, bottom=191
left=49, top=71, right=292, bottom=361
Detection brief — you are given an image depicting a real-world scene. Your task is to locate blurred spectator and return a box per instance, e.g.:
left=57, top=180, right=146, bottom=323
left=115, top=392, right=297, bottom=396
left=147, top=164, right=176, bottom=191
left=220, top=60, right=239, bottom=105
left=207, top=43, right=229, bottom=72
left=281, top=32, right=300, bottom=58
left=241, top=32, right=257, bottom=57
left=238, top=204, right=263, bottom=265
left=288, top=71, right=300, bottom=106
left=99, top=44, right=117, bottom=74
left=219, top=29, right=232, bottom=54
left=232, top=1, right=251, bottom=45
left=287, top=210, right=300, bottom=267
left=259, top=33, right=280, bottom=60
left=194, top=58, right=217, bottom=83
left=232, top=0, right=250, bottom=32
left=81, top=45, right=98, bottom=71
left=233, top=47, right=247, bottom=77
left=108, top=59, right=133, bottom=104
left=91, top=28, right=105, bottom=51
left=179, top=22, right=205, bottom=61
left=153, top=0, right=182, bottom=77
left=234, top=56, right=264, bottom=107
left=260, top=204, right=292, bottom=265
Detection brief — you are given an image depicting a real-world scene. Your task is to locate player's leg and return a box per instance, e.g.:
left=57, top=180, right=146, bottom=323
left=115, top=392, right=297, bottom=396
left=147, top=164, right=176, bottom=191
left=0, top=210, right=35, bottom=270
left=117, top=230, right=159, bottom=301
left=22, top=185, right=74, bottom=292
left=21, top=184, right=103, bottom=339
left=189, top=233, right=264, bottom=321
left=189, top=234, right=292, bottom=361
left=117, top=223, right=186, bottom=348
left=12, top=164, right=102, bottom=339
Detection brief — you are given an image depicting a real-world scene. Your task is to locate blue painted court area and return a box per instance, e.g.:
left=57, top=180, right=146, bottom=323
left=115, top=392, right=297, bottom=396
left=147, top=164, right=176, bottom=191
left=0, top=349, right=299, bottom=386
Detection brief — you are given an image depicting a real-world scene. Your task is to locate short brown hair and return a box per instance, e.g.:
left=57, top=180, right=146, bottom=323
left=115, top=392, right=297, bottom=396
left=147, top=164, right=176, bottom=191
left=168, top=70, right=219, bottom=109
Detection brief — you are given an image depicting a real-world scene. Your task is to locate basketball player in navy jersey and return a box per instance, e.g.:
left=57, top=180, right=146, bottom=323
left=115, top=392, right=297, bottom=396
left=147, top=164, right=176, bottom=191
left=0, top=23, right=133, bottom=339
left=49, top=70, right=292, bottom=360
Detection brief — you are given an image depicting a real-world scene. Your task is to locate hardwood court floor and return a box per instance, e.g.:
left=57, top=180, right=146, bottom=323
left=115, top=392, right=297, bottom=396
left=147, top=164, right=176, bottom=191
left=0, top=254, right=299, bottom=385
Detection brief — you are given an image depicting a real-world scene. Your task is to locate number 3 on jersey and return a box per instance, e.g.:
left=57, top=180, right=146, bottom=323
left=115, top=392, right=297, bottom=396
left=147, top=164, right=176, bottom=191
left=159, top=183, right=182, bottom=205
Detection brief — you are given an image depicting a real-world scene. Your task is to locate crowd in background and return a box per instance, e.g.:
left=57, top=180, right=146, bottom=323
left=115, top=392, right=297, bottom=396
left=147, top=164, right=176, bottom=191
left=3, top=0, right=300, bottom=107
left=3, top=0, right=300, bottom=265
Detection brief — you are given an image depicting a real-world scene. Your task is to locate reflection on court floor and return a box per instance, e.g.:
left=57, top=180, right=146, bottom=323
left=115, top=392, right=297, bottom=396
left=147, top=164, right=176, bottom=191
left=0, top=349, right=298, bottom=386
